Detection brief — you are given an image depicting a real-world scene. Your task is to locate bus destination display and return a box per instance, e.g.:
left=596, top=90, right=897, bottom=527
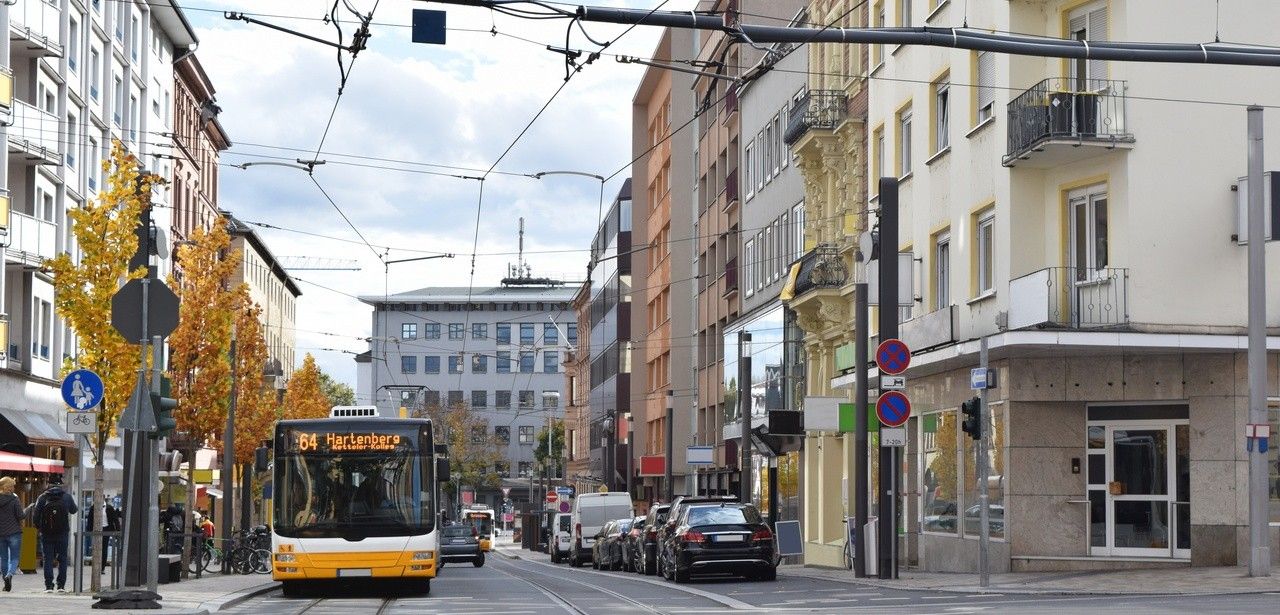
left=291, top=430, right=411, bottom=453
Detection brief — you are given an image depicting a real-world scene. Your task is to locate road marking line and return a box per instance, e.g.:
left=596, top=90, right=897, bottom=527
left=517, top=554, right=757, bottom=610
left=868, top=597, right=909, bottom=601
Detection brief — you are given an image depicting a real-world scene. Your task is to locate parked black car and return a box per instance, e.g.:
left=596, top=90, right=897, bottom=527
left=635, top=503, right=670, bottom=575
left=439, top=524, right=485, bottom=567
left=621, top=515, right=646, bottom=572
left=592, top=518, right=632, bottom=570
left=656, top=496, right=737, bottom=579
left=665, top=502, right=774, bottom=583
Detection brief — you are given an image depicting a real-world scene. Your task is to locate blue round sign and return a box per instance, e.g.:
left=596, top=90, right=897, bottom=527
left=875, top=338, right=912, bottom=376
left=876, top=391, right=912, bottom=428
left=62, top=369, right=104, bottom=411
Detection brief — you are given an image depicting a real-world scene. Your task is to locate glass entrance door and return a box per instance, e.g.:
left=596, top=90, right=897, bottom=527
left=1086, top=422, right=1190, bottom=558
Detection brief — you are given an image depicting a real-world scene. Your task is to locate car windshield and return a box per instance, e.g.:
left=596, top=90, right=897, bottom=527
left=615, top=520, right=632, bottom=533
left=686, top=505, right=760, bottom=526
left=443, top=526, right=473, bottom=538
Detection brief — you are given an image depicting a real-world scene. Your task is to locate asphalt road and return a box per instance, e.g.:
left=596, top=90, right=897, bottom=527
left=223, top=555, right=1280, bottom=614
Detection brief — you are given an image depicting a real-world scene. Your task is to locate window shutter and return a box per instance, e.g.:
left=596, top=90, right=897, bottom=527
left=976, top=51, right=995, bottom=114
left=1087, top=7, right=1109, bottom=82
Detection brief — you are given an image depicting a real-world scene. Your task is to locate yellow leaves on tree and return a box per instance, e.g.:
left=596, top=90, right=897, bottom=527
left=423, top=399, right=503, bottom=495
left=232, top=292, right=274, bottom=460
left=167, top=220, right=241, bottom=447
left=283, top=354, right=330, bottom=420
left=46, top=141, right=159, bottom=453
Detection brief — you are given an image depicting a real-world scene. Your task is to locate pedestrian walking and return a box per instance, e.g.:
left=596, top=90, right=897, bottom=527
left=33, top=475, right=77, bottom=593
left=0, top=476, right=26, bottom=592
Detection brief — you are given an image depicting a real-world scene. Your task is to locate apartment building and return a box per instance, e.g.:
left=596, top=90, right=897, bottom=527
left=859, top=0, right=1280, bottom=572
left=356, top=283, right=576, bottom=509
left=225, top=214, right=300, bottom=385
left=171, top=53, right=228, bottom=251
left=690, top=0, right=805, bottom=498
left=1, top=0, right=194, bottom=491
left=782, top=0, right=868, bottom=567
left=564, top=280, right=591, bottom=494
left=631, top=28, right=696, bottom=502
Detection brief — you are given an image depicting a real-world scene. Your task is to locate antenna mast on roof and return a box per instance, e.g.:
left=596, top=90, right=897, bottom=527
left=502, top=217, right=563, bottom=288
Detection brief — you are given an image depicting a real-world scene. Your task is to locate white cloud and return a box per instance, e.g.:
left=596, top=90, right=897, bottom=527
left=189, top=1, right=693, bottom=385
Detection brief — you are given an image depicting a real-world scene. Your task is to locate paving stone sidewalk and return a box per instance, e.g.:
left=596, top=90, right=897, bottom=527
left=0, top=568, right=275, bottom=615
left=784, top=563, right=1280, bottom=595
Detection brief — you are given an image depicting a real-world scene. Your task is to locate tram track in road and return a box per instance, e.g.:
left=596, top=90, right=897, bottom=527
left=491, top=554, right=673, bottom=615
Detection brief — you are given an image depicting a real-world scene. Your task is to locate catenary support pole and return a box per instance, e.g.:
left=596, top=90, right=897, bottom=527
left=665, top=391, right=674, bottom=501
left=738, top=332, right=753, bottom=504
left=147, top=335, right=163, bottom=592
left=978, top=336, right=991, bottom=587
left=1246, top=105, right=1271, bottom=577
left=854, top=282, right=869, bottom=578
left=221, top=336, right=236, bottom=572
left=877, top=177, right=899, bottom=580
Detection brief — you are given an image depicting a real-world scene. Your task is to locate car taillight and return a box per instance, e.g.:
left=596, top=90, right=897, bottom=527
left=682, top=530, right=706, bottom=544
left=751, top=528, right=773, bottom=542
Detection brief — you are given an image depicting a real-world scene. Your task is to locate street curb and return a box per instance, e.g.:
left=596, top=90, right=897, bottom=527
left=196, top=581, right=279, bottom=612
left=780, top=567, right=1280, bottom=597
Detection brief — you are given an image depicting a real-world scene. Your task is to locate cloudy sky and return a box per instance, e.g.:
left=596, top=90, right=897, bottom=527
left=187, top=0, right=695, bottom=391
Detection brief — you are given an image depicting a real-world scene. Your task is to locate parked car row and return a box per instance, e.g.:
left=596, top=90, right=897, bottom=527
left=548, top=493, right=776, bottom=583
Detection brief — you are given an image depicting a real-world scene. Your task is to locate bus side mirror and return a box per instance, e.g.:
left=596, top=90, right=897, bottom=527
left=437, top=458, right=451, bottom=478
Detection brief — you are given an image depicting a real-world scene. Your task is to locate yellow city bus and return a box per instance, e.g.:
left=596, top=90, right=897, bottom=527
left=461, top=505, right=496, bottom=551
left=272, top=407, right=446, bottom=596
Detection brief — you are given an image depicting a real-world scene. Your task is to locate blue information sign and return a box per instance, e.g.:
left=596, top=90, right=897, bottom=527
left=62, top=369, right=104, bottom=410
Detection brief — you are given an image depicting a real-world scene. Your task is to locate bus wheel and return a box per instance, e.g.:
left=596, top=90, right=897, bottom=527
left=281, top=581, right=302, bottom=598
left=419, top=579, right=431, bottom=594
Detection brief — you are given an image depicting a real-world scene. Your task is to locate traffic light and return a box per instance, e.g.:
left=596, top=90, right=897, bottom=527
left=149, top=376, right=177, bottom=440
left=961, top=397, right=982, bottom=440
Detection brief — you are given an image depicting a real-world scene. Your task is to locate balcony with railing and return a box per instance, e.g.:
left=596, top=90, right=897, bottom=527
left=784, top=90, right=848, bottom=146
left=791, top=244, right=848, bottom=297
left=722, top=257, right=738, bottom=297
left=725, top=168, right=739, bottom=206
left=10, top=0, right=64, bottom=57
left=723, top=87, right=738, bottom=124
left=1004, top=78, right=1134, bottom=168
left=1008, top=266, right=1130, bottom=330
left=5, top=209, right=58, bottom=265
left=8, top=99, right=62, bottom=165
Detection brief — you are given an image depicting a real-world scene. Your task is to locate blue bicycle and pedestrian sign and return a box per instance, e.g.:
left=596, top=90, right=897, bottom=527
left=876, top=391, right=912, bottom=428
left=875, top=338, right=912, bottom=375
left=62, top=369, right=105, bottom=410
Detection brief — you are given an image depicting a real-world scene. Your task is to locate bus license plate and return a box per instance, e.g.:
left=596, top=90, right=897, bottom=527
left=338, top=569, right=373, bottom=577
left=714, top=535, right=745, bottom=543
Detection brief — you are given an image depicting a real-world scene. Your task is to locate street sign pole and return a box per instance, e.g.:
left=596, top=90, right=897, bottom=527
left=853, top=282, right=869, bottom=578
left=978, top=336, right=991, bottom=588
left=1246, top=106, right=1271, bottom=577
left=876, top=177, right=899, bottom=580
left=738, top=332, right=753, bottom=504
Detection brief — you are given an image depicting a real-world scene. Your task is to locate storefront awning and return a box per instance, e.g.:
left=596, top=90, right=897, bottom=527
left=0, top=451, right=65, bottom=474
left=0, top=408, right=74, bottom=447
left=79, top=456, right=124, bottom=486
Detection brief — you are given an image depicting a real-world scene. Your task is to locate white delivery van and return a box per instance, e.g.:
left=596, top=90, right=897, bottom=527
left=568, top=492, right=633, bottom=567
left=550, top=512, right=572, bottom=563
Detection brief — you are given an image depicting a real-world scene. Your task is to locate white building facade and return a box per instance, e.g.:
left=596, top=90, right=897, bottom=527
left=0, top=0, right=194, bottom=490
left=862, top=0, right=1280, bottom=571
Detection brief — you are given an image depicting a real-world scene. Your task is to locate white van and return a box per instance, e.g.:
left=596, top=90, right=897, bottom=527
left=550, top=512, right=572, bottom=563
left=568, top=492, right=633, bottom=567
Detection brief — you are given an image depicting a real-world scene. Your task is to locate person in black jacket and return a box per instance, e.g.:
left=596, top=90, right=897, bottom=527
left=33, top=475, right=78, bottom=593
left=0, top=476, right=26, bottom=592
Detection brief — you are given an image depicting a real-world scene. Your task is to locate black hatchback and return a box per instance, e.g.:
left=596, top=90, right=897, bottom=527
left=665, top=503, right=774, bottom=583
left=439, top=524, right=485, bottom=567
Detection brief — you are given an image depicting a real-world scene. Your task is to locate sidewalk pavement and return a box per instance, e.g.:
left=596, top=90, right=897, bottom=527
left=783, top=563, right=1280, bottom=596
left=0, top=568, right=276, bottom=615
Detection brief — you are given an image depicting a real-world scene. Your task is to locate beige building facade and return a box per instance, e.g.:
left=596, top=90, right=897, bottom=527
left=226, top=214, right=300, bottom=383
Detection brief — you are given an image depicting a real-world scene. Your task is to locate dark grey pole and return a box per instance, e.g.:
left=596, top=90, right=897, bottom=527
left=1246, top=105, right=1270, bottom=577
left=877, top=177, right=899, bottom=580
left=854, top=282, right=869, bottom=577
left=767, top=457, right=779, bottom=531
left=221, top=336, right=236, bottom=572
left=627, top=414, right=635, bottom=500
left=664, top=390, right=674, bottom=501
left=978, top=337, right=991, bottom=586
left=738, top=331, right=752, bottom=503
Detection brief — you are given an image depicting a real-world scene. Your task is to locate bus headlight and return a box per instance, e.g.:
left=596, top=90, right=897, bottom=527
left=275, top=553, right=296, bottom=563
left=412, top=551, right=435, bottom=561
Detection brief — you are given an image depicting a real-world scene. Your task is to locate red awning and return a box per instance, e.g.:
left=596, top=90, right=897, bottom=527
left=0, top=451, right=66, bottom=474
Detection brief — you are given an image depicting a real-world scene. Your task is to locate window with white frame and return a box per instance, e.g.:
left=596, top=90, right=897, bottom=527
left=764, top=122, right=774, bottom=182
left=976, top=50, right=995, bottom=124
left=792, top=202, right=805, bottom=259
left=934, top=81, right=950, bottom=152
left=899, top=0, right=912, bottom=26
left=898, top=107, right=913, bottom=177
left=776, top=112, right=787, bottom=169
left=977, top=212, right=994, bottom=294
left=764, top=225, right=773, bottom=285
left=744, top=141, right=754, bottom=199
left=744, top=238, right=755, bottom=297
left=755, top=232, right=765, bottom=291
left=934, top=231, right=950, bottom=311
left=757, top=130, right=766, bottom=191
left=1068, top=184, right=1109, bottom=281
left=873, top=1, right=885, bottom=66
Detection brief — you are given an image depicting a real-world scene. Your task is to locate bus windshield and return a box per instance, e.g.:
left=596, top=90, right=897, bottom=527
left=275, top=422, right=435, bottom=539
left=466, top=513, right=494, bottom=536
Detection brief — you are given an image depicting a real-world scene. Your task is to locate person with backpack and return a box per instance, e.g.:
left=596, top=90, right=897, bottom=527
left=33, top=475, right=77, bottom=593
left=0, top=476, right=26, bottom=592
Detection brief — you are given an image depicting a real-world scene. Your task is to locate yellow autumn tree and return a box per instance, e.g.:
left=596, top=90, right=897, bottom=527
left=46, top=141, right=160, bottom=591
left=232, top=291, right=273, bottom=461
left=283, top=354, right=330, bottom=420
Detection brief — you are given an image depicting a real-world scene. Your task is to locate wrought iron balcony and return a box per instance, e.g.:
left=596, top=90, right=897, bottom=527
left=1008, top=266, right=1129, bottom=329
left=784, top=90, right=848, bottom=145
left=1004, top=78, right=1134, bottom=167
left=792, top=244, right=848, bottom=297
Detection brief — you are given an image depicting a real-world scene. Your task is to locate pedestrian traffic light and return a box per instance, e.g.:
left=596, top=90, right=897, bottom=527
left=961, top=397, right=982, bottom=440
left=150, top=376, right=177, bottom=440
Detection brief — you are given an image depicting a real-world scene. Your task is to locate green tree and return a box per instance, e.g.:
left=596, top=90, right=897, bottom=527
left=534, top=420, right=565, bottom=477
left=317, top=370, right=355, bottom=407
left=421, top=398, right=502, bottom=510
